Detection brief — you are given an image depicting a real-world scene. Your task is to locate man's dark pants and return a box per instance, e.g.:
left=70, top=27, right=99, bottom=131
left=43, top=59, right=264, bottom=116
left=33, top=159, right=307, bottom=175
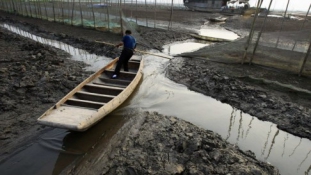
left=113, top=48, right=133, bottom=76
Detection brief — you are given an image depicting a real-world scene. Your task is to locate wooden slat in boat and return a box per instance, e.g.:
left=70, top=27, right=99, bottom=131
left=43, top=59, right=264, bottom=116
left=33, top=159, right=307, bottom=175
left=37, top=58, right=143, bottom=131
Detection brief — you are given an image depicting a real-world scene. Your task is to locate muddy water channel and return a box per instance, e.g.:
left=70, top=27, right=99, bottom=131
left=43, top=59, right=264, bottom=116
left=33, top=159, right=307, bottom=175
left=1, top=24, right=311, bottom=175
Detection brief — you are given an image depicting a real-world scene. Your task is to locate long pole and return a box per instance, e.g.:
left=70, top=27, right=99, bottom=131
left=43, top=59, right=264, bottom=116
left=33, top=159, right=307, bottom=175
left=241, top=0, right=262, bottom=64
left=95, top=40, right=172, bottom=59
left=250, top=0, right=274, bottom=65
left=275, top=0, right=290, bottom=48
left=292, top=4, right=311, bottom=51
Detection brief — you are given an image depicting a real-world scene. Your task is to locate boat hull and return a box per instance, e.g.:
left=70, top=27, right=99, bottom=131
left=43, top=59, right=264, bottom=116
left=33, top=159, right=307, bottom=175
left=37, top=58, right=143, bottom=131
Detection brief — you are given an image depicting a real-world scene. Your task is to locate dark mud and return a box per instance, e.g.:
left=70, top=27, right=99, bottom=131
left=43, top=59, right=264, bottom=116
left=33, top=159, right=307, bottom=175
left=167, top=57, right=311, bottom=141
left=0, top=9, right=308, bottom=174
left=0, top=23, right=91, bottom=161
left=68, top=111, right=279, bottom=175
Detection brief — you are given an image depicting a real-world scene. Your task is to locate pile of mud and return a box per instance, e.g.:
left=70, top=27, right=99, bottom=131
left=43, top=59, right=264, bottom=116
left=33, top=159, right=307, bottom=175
left=68, top=112, right=279, bottom=175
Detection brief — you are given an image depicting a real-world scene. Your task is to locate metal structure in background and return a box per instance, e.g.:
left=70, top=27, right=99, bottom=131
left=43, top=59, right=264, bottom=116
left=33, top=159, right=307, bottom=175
left=0, top=0, right=311, bottom=76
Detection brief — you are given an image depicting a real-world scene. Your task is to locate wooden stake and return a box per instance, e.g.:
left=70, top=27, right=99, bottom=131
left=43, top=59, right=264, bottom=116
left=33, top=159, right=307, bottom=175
left=241, top=0, right=262, bottom=64
left=299, top=36, right=311, bottom=76
left=250, top=0, right=274, bottom=65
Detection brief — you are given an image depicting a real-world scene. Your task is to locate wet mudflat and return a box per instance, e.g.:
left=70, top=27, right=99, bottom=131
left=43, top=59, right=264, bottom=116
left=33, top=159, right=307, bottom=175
left=0, top=10, right=308, bottom=173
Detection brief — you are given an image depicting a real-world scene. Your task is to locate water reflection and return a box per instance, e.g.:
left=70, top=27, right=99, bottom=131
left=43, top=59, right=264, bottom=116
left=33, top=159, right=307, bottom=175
left=290, top=138, right=302, bottom=157
left=282, top=134, right=289, bottom=157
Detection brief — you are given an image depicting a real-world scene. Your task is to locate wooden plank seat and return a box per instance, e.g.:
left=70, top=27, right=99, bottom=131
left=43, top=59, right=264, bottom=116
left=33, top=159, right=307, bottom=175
left=64, top=98, right=106, bottom=109
left=74, top=91, right=116, bottom=103
left=83, top=83, right=124, bottom=96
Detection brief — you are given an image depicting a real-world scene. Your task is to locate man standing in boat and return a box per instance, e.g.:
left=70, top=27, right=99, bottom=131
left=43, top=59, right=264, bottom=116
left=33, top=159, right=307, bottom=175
left=111, top=30, right=136, bottom=79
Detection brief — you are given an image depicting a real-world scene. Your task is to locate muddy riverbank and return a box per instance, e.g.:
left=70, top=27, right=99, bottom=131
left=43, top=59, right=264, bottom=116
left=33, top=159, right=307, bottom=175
left=0, top=9, right=309, bottom=174
left=68, top=111, right=279, bottom=175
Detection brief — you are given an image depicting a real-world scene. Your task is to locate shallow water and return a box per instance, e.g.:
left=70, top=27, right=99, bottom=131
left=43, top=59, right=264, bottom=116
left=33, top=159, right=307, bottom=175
left=198, top=23, right=240, bottom=41
left=1, top=24, right=311, bottom=175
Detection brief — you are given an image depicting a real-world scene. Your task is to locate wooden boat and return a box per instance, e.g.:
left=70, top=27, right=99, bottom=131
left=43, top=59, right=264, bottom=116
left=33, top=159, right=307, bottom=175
left=209, top=17, right=227, bottom=22
left=37, top=57, right=143, bottom=131
left=190, top=34, right=232, bottom=42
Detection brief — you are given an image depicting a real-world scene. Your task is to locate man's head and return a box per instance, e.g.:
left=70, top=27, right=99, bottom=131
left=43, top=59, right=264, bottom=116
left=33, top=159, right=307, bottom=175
left=125, top=30, right=132, bottom=35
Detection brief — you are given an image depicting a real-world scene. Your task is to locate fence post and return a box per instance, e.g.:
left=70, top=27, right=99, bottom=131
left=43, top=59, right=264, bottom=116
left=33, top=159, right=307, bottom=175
left=250, top=0, right=274, bottom=65
left=145, top=0, right=148, bottom=26
left=119, top=0, right=124, bottom=35
left=242, top=0, right=262, bottom=64
left=43, top=0, right=48, bottom=20
left=71, top=0, right=75, bottom=26
left=299, top=37, right=311, bottom=76
left=292, top=4, right=311, bottom=51
left=136, top=0, right=137, bottom=24
left=154, top=0, right=157, bottom=28
left=91, top=0, right=96, bottom=28
left=275, top=0, right=290, bottom=48
left=106, top=0, right=110, bottom=31
left=168, top=0, right=174, bottom=30
left=52, top=1, right=56, bottom=22
left=79, top=0, right=83, bottom=26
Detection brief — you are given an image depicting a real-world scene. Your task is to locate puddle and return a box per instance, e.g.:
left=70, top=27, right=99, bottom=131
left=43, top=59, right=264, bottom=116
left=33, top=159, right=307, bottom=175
left=1, top=24, right=311, bottom=175
left=198, top=24, right=240, bottom=41
left=162, top=39, right=209, bottom=56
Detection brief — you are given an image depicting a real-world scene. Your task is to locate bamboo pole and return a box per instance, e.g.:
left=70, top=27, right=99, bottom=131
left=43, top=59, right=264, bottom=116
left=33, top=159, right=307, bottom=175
left=145, top=0, right=148, bottom=26
left=275, top=0, right=290, bottom=48
left=154, top=0, right=157, bottom=28
left=250, top=0, right=274, bottom=65
left=292, top=4, right=311, bottom=51
left=119, top=0, right=124, bottom=34
left=52, top=0, right=56, bottom=22
left=298, top=36, right=311, bottom=76
left=241, top=0, right=262, bottom=64
left=33, top=0, right=38, bottom=18
left=136, top=0, right=137, bottom=24
left=79, top=0, right=84, bottom=26
left=71, top=0, right=76, bottom=26
left=43, top=0, right=48, bottom=20
left=23, top=2, right=29, bottom=16
left=106, top=0, right=110, bottom=30
left=38, top=0, right=43, bottom=19
left=67, top=0, right=70, bottom=24
left=28, top=0, right=32, bottom=17
left=61, top=0, right=64, bottom=24
left=95, top=40, right=172, bottom=59
left=90, top=0, right=96, bottom=28
left=168, top=0, right=174, bottom=30
left=11, top=0, right=16, bottom=13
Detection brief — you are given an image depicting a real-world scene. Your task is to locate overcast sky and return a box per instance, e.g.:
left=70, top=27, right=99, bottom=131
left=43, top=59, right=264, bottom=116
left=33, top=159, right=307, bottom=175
left=249, top=0, right=311, bottom=11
